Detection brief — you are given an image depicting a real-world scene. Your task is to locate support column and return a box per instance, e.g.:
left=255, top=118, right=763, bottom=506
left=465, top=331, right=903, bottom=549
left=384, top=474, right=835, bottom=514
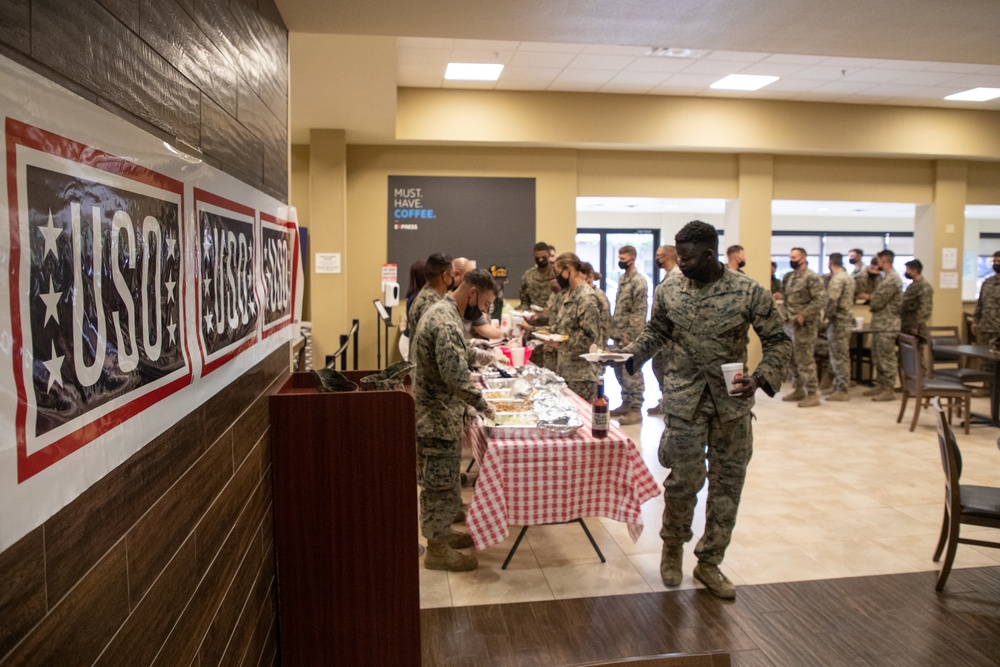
left=727, top=154, right=774, bottom=370
left=914, top=160, right=967, bottom=329
left=308, top=129, right=348, bottom=368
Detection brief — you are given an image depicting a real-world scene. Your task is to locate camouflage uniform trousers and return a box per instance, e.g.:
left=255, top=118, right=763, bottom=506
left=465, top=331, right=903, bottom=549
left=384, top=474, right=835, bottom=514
left=658, top=392, right=753, bottom=566
left=542, top=347, right=559, bottom=373
left=827, top=319, right=853, bottom=392
left=614, top=358, right=645, bottom=409
left=652, top=351, right=664, bottom=396
left=416, top=436, right=462, bottom=541
left=872, top=332, right=899, bottom=390
left=566, top=380, right=597, bottom=402
left=786, top=321, right=819, bottom=393
left=976, top=330, right=999, bottom=372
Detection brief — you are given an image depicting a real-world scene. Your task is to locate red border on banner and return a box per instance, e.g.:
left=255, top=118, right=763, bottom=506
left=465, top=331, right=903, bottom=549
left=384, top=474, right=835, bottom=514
left=6, top=117, right=191, bottom=483
left=193, top=187, right=260, bottom=375
left=260, top=212, right=299, bottom=339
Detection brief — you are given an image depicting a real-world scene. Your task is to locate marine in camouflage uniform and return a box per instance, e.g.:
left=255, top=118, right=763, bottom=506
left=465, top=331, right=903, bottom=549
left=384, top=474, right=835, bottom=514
left=624, top=262, right=791, bottom=572
left=541, top=289, right=566, bottom=372
left=519, top=263, right=556, bottom=310
left=974, top=259, right=1000, bottom=344
left=867, top=265, right=903, bottom=392
left=592, top=286, right=612, bottom=348
left=412, top=296, right=490, bottom=543
left=553, top=283, right=601, bottom=401
left=650, top=265, right=683, bottom=414
left=780, top=263, right=826, bottom=396
left=901, top=272, right=934, bottom=376
left=611, top=269, right=649, bottom=410
left=408, top=285, right=443, bottom=338
left=826, top=267, right=856, bottom=394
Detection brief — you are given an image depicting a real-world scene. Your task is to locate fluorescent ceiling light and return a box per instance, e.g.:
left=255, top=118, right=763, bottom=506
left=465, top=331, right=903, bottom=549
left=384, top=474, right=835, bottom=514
left=944, top=87, right=1000, bottom=102
left=445, top=63, right=504, bottom=81
left=710, top=74, right=779, bottom=91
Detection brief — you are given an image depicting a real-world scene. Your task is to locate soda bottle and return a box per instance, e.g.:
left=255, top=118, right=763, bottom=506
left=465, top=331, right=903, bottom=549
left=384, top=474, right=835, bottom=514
left=592, top=379, right=609, bottom=437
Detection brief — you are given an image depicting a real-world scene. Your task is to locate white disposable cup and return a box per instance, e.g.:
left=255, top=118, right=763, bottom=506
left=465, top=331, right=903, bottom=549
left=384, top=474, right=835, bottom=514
left=855, top=316, right=864, bottom=331
left=510, top=346, right=526, bottom=367
left=721, top=362, right=744, bottom=395
left=491, top=318, right=500, bottom=328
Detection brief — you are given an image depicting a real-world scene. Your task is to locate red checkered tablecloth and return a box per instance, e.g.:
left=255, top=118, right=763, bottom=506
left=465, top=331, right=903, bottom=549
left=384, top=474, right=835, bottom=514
left=464, top=389, right=661, bottom=551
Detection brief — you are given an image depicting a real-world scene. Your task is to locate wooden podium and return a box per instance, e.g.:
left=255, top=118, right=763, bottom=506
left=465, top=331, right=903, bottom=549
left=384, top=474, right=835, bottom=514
left=270, top=372, right=420, bottom=666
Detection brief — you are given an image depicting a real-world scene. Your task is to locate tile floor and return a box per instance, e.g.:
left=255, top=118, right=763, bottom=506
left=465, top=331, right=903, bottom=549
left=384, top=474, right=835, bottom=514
left=419, top=368, right=1000, bottom=608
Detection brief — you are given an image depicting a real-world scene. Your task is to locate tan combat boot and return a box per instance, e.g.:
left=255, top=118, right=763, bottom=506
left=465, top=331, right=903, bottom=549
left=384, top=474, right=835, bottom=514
left=862, top=386, right=882, bottom=396
left=424, top=539, right=478, bottom=571
left=610, top=404, right=630, bottom=417
left=826, top=390, right=850, bottom=402
left=444, top=530, right=474, bottom=549
left=797, top=392, right=820, bottom=408
left=872, top=388, right=896, bottom=402
left=617, top=409, right=643, bottom=425
left=660, top=543, right=683, bottom=586
left=646, top=401, right=664, bottom=416
left=782, top=387, right=806, bottom=402
left=693, top=562, right=736, bottom=599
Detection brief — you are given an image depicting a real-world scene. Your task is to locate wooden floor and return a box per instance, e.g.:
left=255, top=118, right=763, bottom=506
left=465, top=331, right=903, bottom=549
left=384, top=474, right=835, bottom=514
left=420, top=566, right=1000, bottom=666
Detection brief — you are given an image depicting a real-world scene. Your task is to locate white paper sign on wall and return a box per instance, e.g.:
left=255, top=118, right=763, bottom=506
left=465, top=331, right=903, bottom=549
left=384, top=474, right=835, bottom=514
left=316, top=252, right=341, bottom=274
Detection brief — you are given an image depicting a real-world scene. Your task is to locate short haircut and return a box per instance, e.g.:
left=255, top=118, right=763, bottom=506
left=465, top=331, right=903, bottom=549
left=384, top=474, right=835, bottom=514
left=850, top=248, right=864, bottom=256
left=905, top=259, right=923, bottom=272
left=533, top=242, right=549, bottom=253
left=829, top=252, right=844, bottom=267
left=547, top=244, right=556, bottom=252
left=661, top=245, right=677, bottom=260
left=878, top=249, right=896, bottom=262
left=462, top=267, right=498, bottom=294
left=424, top=253, right=453, bottom=279
left=993, top=251, right=1000, bottom=258
left=726, top=245, right=744, bottom=256
left=790, top=247, right=807, bottom=257
left=554, top=252, right=583, bottom=273
left=580, top=261, right=595, bottom=277
left=619, top=245, right=637, bottom=257
left=675, top=220, right=719, bottom=251
left=771, top=261, right=777, bottom=269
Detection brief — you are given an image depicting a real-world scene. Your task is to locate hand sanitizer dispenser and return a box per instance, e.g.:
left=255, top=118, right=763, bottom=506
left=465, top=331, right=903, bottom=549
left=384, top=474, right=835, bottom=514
left=383, top=281, right=400, bottom=307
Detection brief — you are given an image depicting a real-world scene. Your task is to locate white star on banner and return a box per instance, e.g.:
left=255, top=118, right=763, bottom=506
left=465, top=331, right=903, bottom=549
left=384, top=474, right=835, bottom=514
left=39, top=211, right=62, bottom=260
left=166, top=237, right=177, bottom=259
left=43, top=341, right=65, bottom=391
left=204, top=312, right=214, bottom=332
left=167, top=317, right=177, bottom=347
left=165, top=278, right=176, bottom=304
left=40, top=276, right=61, bottom=326
left=203, top=277, right=212, bottom=296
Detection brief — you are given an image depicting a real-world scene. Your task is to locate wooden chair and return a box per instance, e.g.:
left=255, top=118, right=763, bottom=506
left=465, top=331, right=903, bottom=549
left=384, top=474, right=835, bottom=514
left=927, top=325, right=992, bottom=388
left=897, top=334, right=971, bottom=434
left=930, top=397, right=1000, bottom=591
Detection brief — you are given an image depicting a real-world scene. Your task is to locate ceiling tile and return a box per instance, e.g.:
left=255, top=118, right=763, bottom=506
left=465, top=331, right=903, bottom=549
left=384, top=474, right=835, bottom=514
left=509, top=50, right=577, bottom=68
left=624, top=57, right=694, bottom=73
left=943, top=73, right=1000, bottom=88
left=794, top=65, right=854, bottom=81
left=762, top=77, right=825, bottom=92
left=680, top=59, right=751, bottom=75
left=452, top=38, right=520, bottom=51
left=494, top=79, right=551, bottom=90
left=821, top=56, right=887, bottom=69
left=516, top=41, right=587, bottom=53
left=603, top=70, right=671, bottom=87
left=890, top=71, right=962, bottom=86
left=449, top=48, right=515, bottom=63
left=661, top=72, right=718, bottom=88
left=546, top=80, right=606, bottom=92
left=702, top=50, right=770, bottom=62
left=599, top=82, right=660, bottom=94
left=760, top=54, right=827, bottom=65
left=552, top=68, right=617, bottom=84
left=580, top=44, right=649, bottom=56
left=500, top=66, right=564, bottom=82
left=842, top=69, right=905, bottom=84
left=648, top=85, right=704, bottom=96
left=860, top=83, right=933, bottom=97
left=739, top=62, right=810, bottom=77
left=397, top=46, right=453, bottom=64
left=811, top=81, right=879, bottom=94
left=566, top=54, right=638, bottom=70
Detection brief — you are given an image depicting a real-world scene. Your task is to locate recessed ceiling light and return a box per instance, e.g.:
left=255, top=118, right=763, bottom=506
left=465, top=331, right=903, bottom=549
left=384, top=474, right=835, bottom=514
left=445, top=63, right=504, bottom=81
left=817, top=207, right=830, bottom=212
left=710, top=74, right=779, bottom=91
left=944, top=87, right=1000, bottom=102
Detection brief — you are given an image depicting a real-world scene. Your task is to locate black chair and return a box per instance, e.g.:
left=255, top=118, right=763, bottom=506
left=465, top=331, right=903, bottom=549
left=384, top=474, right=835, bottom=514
left=927, top=325, right=992, bottom=388
left=930, top=397, right=1000, bottom=591
left=897, top=334, right=971, bottom=434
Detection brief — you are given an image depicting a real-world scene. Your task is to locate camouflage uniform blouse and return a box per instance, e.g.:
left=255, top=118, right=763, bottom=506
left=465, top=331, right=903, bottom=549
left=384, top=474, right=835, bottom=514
left=900, top=279, right=934, bottom=334
left=868, top=269, right=903, bottom=331
left=519, top=264, right=556, bottom=309
left=552, top=283, right=601, bottom=383
left=611, top=270, right=648, bottom=343
left=625, top=267, right=791, bottom=423
left=592, top=288, right=612, bottom=347
left=974, top=273, right=1000, bottom=335
left=826, top=270, right=856, bottom=325
left=781, top=268, right=826, bottom=323
left=408, top=285, right=443, bottom=338
left=411, top=297, right=488, bottom=441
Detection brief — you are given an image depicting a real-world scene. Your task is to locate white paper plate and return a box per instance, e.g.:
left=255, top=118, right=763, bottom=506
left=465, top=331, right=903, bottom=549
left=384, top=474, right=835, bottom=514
left=580, top=352, right=632, bottom=363
left=533, top=332, right=569, bottom=342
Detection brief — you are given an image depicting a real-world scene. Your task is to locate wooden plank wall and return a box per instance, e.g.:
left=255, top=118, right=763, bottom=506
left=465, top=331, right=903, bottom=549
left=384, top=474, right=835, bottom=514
left=0, top=0, right=289, bottom=202
left=0, top=0, right=290, bottom=664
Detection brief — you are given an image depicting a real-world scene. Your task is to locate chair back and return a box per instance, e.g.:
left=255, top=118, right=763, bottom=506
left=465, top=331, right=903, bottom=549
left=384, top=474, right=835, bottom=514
left=927, top=326, right=961, bottom=363
left=931, top=397, right=962, bottom=514
left=898, top=333, right=922, bottom=392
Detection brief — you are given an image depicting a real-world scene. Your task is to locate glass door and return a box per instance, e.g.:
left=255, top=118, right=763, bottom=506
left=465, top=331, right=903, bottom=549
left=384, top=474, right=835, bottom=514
left=575, top=228, right=659, bottom=316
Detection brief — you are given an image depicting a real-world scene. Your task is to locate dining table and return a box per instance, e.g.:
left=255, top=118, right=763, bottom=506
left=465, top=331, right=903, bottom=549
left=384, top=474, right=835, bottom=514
left=933, top=343, right=1000, bottom=427
left=463, top=387, right=661, bottom=566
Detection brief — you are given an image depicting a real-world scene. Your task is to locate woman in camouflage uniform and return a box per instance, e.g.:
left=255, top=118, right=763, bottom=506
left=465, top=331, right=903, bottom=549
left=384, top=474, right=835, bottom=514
left=548, top=253, right=602, bottom=401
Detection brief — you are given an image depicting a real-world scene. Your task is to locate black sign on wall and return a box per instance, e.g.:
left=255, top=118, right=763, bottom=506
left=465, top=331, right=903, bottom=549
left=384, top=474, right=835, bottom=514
left=387, top=176, right=536, bottom=302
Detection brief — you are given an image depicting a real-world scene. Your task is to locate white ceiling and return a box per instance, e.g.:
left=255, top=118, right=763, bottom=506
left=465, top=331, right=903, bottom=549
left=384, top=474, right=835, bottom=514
left=577, top=198, right=1000, bottom=219
left=397, top=37, right=1000, bottom=109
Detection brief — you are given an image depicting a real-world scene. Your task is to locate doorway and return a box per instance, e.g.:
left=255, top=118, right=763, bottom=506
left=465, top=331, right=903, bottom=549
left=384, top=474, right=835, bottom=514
left=576, top=228, right=660, bottom=315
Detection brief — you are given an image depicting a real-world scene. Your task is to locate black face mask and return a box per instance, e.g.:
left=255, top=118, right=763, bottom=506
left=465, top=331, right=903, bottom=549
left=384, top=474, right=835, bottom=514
left=618, top=260, right=630, bottom=270
left=737, top=260, right=746, bottom=269
left=556, top=272, right=570, bottom=290
left=446, top=276, right=458, bottom=292
left=789, top=259, right=802, bottom=270
left=535, top=258, right=549, bottom=269
left=849, top=257, right=861, bottom=265
left=994, top=263, right=1000, bottom=273
left=463, top=291, right=482, bottom=321
left=904, top=272, right=913, bottom=281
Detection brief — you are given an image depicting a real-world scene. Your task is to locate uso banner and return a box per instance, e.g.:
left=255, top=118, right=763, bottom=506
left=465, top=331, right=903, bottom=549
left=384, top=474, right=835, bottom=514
left=0, top=57, right=299, bottom=552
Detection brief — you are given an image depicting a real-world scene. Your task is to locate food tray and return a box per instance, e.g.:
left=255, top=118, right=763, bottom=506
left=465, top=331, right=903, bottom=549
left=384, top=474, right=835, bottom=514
left=484, top=377, right=517, bottom=389
left=484, top=422, right=581, bottom=439
left=482, top=388, right=513, bottom=399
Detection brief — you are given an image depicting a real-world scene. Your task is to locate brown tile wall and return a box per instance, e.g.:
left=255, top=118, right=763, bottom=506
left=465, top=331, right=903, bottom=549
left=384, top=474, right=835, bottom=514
left=0, top=2, right=289, bottom=662
left=0, top=346, right=289, bottom=666
left=0, top=0, right=288, bottom=202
